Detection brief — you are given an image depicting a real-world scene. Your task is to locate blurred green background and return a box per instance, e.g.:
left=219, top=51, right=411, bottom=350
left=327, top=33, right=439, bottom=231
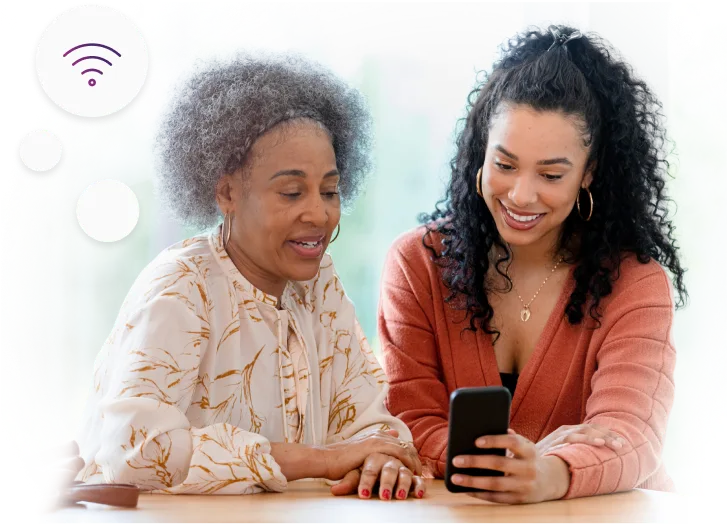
left=8, top=0, right=727, bottom=490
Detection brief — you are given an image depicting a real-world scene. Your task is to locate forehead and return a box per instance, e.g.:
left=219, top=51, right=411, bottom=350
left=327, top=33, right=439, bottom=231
left=487, top=104, right=588, bottom=158
left=246, top=120, right=336, bottom=174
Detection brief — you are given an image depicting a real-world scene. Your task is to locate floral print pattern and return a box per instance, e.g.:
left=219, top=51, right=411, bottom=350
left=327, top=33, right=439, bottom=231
left=76, top=228, right=410, bottom=494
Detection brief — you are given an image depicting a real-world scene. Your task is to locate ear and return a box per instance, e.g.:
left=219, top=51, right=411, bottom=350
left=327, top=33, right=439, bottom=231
left=215, top=172, right=240, bottom=215
left=582, top=162, right=595, bottom=189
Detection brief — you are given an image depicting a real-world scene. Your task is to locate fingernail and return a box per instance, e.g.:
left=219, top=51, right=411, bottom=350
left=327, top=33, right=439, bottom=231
left=417, top=490, right=424, bottom=498
left=452, top=474, right=463, bottom=484
left=382, top=489, right=391, bottom=500
left=453, top=457, right=465, bottom=466
left=360, top=489, right=370, bottom=498
left=594, top=438, right=605, bottom=445
left=476, top=437, right=487, bottom=446
left=397, top=489, right=406, bottom=499
left=613, top=440, right=623, bottom=448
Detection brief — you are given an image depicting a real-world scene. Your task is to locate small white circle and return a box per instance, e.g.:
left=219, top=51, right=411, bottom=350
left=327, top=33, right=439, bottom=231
left=19, top=130, right=63, bottom=172
left=36, top=5, right=149, bottom=117
left=76, top=180, right=140, bottom=242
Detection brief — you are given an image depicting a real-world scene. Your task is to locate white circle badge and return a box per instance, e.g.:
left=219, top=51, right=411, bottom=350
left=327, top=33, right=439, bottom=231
left=76, top=179, right=140, bottom=242
left=19, top=130, right=63, bottom=172
left=36, top=5, right=148, bottom=117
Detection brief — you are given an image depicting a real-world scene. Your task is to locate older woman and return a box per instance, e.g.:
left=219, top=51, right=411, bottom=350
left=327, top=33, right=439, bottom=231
left=76, top=53, right=425, bottom=501
left=380, top=26, right=685, bottom=503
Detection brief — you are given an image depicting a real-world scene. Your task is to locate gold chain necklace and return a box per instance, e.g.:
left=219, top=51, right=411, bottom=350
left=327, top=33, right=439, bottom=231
left=506, top=257, right=564, bottom=322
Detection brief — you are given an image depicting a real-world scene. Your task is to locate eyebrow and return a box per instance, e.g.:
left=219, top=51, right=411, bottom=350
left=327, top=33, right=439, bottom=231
left=270, top=169, right=340, bottom=181
left=494, top=144, right=573, bottom=167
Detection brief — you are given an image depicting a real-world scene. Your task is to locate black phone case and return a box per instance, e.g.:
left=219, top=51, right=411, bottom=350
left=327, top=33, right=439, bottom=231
left=445, top=386, right=512, bottom=493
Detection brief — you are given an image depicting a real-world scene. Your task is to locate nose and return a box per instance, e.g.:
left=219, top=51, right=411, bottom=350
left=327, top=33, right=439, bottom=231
left=508, top=174, right=538, bottom=208
left=300, top=193, right=329, bottom=227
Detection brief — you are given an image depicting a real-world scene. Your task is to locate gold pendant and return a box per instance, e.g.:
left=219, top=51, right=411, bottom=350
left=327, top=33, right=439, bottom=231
left=520, top=307, right=531, bottom=322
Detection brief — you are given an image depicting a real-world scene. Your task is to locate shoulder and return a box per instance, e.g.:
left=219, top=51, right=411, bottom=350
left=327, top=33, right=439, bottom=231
left=129, top=233, right=218, bottom=301
left=385, top=224, right=444, bottom=272
left=378, top=224, right=450, bottom=302
left=596, top=254, right=675, bottom=318
left=611, top=254, right=673, bottom=305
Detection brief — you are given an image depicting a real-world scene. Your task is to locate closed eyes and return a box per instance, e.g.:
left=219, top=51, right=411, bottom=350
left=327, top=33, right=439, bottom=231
left=281, top=191, right=339, bottom=199
left=495, top=162, right=563, bottom=181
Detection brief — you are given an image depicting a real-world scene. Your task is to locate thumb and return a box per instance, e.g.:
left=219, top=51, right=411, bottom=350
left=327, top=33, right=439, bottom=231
left=330, top=469, right=361, bottom=497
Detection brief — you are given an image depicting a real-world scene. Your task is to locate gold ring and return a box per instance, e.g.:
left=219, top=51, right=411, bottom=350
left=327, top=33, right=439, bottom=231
left=399, top=440, right=410, bottom=449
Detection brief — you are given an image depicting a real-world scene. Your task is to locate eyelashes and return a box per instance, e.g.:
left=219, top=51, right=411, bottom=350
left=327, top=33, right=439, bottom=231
left=494, top=162, right=563, bottom=181
left=495, top=162, right=514, bottom=171
left=281, top=191, right=340, bottom=200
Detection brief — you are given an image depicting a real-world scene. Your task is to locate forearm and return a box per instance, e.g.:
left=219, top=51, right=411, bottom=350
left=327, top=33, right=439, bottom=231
left=270, top=442, right=328, bottom=481
left=544, top=432, right=659, bottom=498
left=549, top=271, right=676, bottom=498
left=328, top=386, right=414, bottom=445
left=97, top=399, right=288, bottom=494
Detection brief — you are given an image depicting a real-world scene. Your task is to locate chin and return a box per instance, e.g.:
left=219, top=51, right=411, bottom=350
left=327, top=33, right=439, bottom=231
left=287, top=261, right=323, bottom=283
left=494, top=218, right=549, bottom=247
left=497, top=223, right=565, bottom=252
left=499, top=232, right=541, bottom=247
left=499, top=234, right=531, bottom=246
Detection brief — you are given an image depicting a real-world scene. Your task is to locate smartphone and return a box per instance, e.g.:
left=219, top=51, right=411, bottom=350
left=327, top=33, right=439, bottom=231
left=445, top=386, right=512, bottom=493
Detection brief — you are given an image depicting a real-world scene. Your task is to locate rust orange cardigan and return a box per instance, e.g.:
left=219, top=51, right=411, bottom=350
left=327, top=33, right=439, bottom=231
left=378, top=227, right=676, bottom=499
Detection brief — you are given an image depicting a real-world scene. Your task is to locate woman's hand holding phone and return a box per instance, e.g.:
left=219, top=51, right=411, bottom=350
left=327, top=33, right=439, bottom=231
left=449, top=429, right=571, bottom=504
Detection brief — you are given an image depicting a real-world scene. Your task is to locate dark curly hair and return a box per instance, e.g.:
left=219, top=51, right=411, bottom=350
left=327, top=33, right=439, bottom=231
left=420, top=25, right=687, bottom=337
left=155, top=51, right=373, bottom=229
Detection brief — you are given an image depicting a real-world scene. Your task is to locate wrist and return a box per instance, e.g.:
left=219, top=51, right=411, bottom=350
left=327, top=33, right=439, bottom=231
left=270, top=443, right=329, bottom=481
left=541, top=455, right=571, bottom=500
left=311, top=445, right=330, bottom=479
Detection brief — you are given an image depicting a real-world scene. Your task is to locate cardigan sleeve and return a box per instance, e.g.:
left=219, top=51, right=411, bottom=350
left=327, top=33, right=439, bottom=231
left=544, top=265, right=676, bottom=498
left=377, top=238, right=450, bottom=477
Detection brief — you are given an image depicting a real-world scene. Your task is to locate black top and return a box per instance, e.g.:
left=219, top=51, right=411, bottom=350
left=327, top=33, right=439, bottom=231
left=499, top=372, right=519, bottom=399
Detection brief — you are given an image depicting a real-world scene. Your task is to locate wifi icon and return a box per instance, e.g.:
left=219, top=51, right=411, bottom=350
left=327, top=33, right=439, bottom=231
left=63, top=43, right=122, bottom=87
left=38, top=5, right=148, bottom=116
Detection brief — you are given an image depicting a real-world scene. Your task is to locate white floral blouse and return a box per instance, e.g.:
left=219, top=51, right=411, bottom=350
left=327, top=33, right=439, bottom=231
left=76, top=227, right=411, bottom=494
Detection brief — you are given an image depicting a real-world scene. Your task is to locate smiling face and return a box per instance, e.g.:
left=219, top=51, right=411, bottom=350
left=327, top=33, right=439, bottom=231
left=216, top=119, right=341, bottom=297
left=480, top=103, right=593, bottom=253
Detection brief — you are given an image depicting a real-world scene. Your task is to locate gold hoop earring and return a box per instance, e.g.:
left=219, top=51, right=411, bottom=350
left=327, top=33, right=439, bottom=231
left=476, top=167, right=483, bottom=198
left=222, top=212, right=233, bottom=248
left=576, top=187, right=593, bottom=221
left=330, top=224, right=341, bottom=244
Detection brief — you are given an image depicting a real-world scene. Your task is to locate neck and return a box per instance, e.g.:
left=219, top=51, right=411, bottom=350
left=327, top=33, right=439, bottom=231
left=225, top=239, right=287, bottom=299
left=504, top=228, right=563, bottom=270
left=508, top=244, right=559, bottom=270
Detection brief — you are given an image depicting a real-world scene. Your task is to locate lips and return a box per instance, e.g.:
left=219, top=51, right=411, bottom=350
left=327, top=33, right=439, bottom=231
left=290, top=236, right=324, bottom=245
left=287, top=235, right=325, bottom=259
left=499, top=201, right=545, bottom=231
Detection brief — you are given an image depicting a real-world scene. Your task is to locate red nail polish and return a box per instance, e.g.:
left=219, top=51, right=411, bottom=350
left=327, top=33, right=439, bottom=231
left=417, top=490, right=424, bottom=498
left=361, top=489, right=370, bottom=498
left=382, top=489, right=391, bottom=500
left=398, top=489, right=406, bottom=499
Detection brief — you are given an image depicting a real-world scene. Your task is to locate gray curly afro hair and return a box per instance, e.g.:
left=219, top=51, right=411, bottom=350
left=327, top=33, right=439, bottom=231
left=154, top=52, right=373, bottom=229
